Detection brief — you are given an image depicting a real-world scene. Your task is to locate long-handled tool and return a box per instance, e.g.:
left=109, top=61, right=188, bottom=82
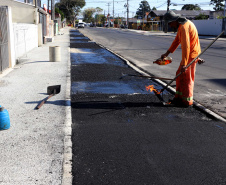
left=160, top=30, right=225, bottom=94
left=120, top=73, right=173, bottom=81
left=35, top=85, right=61, bottom=109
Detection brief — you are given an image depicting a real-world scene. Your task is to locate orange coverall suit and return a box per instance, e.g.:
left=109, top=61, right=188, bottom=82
left=168, top=20, right=201, bottom=106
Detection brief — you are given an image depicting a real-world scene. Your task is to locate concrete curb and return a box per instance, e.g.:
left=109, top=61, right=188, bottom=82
left=62, top=47, right=73, bottom=185
left=81, top=30, right=226, bottom=123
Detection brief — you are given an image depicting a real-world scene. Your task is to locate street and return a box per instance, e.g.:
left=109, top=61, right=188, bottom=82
left=70, top=29, right=226, bottom=184
left=79, top=27, right=226, bottom=119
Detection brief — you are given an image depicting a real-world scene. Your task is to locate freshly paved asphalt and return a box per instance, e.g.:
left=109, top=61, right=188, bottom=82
left=79, top=27, right=226, bottom=119
left=70, top=29, right=226, bottom=185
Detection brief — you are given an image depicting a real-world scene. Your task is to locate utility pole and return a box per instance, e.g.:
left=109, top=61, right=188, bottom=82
left=113, top=0, right=114, bottom=28
left=107, top=3, right=110, bottom=27
left=165, top=0, right=171, bottom=33
left=167, top=0, right=170, bottom=12
left=47, top=0, right=49, bottom=13
left=127, top=0, right=129, bottom=27
left=142, top=4, right=144, bottom=29
left=124, top=0, right=129, bottom=27
left=51, top=0, right=55, bottom=20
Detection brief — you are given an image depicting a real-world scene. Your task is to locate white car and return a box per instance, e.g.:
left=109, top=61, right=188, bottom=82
left=78, top=23, right=85, bottom=28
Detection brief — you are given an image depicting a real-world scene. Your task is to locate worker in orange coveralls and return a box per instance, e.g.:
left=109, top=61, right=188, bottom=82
left=161, top=11, right=204, bottom=107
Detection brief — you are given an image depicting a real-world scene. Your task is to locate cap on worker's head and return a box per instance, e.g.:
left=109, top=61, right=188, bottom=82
left=163, top=11, right=180, bottom=23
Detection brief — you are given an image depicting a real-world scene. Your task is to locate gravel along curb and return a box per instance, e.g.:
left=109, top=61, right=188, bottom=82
left=81, top=31, right=226, bottom=123
left=62, top=47, right=73, bottom=185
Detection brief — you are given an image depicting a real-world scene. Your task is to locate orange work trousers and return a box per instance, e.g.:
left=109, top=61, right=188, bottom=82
left=175, top=58, right=197, bottom=106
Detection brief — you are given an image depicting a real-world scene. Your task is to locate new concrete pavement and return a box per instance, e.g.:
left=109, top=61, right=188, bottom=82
left=0, top=27, right=72, bottom=184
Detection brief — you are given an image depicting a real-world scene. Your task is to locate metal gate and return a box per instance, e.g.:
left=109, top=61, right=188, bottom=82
left=39, top=13, right=47, bottom=44
left=0, top=6, right=9, bottom=73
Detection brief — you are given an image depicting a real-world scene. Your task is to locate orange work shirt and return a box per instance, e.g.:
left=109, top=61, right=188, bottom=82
left=168, top=20, right=201, bottom=66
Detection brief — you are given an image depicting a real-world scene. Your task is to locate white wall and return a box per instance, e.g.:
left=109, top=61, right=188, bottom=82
left=192, top=19, right=223, bottom=36
left=7, top=7, right=16, bottom=67
left=13, top=24, right=38, bottom=59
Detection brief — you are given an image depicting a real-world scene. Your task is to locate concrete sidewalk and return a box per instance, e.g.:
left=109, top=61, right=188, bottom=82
left=0, top=27, right=72, bottom=184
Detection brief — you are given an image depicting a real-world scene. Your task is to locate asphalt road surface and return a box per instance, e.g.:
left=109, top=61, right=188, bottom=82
left=79, top=27, right=226, bottom=119
left=70, top=29, right=226, bottom=185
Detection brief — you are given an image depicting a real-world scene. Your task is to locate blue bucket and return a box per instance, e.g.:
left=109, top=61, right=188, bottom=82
left=0, top=106, right=10, bottom=130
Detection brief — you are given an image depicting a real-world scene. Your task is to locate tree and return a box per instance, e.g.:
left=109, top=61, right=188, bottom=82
left=56, top=0, right=85, bottom=24
left=181, top=4, right=201, bottom=10
left=136, top=1, right=151, bottom=19
left=195, top=13, right=209, bottom=20
left=83, top=7, right=104, bottom=24
left=94, top=7, right=103, bottom=25
left=95, top=7, right=103, bottom=14
left=55, top=7, right=65, bottom=21
left=152, top=7, right=157, bottom=10
left=210, top=0, right=225, bottom=10
left=99, top=14, right=106, bottom=26
left=217, top=15, right=226, bottom=19
left=83, top=8, right=96, bottom=23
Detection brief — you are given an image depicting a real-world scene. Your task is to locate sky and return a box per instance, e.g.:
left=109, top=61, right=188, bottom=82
left=38, top=0, right=216, bottom=18
left=80, top=0, right=215, bottom=18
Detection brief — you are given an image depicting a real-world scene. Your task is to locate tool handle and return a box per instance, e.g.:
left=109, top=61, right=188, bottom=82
left=36, top=94, right=54, bottom=109
left=160, top=30, right=225, bottom=93
left=151, top=76, right=173, bottom=80
left=137, top=75, right=173, bottom=80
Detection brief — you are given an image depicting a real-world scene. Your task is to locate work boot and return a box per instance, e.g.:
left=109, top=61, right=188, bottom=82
left=177, top=103, right=192, bottom=108
left=168, top=98, right=181, bottom=105
left=170, top=98, right=192, bottom=108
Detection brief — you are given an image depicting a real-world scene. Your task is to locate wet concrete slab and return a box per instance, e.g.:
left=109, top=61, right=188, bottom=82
left=70, top=40, right=92, bottom=43
left=70, top=37, right=90, bottom=40
left=71, top=80, right=163, bottom=95
left=71, top=48, right=127, bottom=66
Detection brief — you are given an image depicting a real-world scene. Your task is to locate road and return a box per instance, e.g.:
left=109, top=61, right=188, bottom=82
left=79, top=27, right=226, bottom=119
left=70, top=29, right=226, bottom=184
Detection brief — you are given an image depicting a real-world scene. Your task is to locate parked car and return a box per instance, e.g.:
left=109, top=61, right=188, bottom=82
left=78, top=23, right=85, bottom=28
left=90, top=23, right=95, bottom=27
left=121, top=24, right=128, bottom=29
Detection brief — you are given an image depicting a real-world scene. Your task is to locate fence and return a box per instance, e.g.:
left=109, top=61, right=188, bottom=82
left=192, top=19, right=223, bottom=35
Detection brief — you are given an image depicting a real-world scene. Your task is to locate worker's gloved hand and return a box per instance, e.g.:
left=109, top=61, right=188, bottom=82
left=181, top=65, right=187, bottom=73
left=197, top=58, right=205, bottom=65
left=161, top=54, right=167, bottom=60
left=161, top=50, right=170, bottom=60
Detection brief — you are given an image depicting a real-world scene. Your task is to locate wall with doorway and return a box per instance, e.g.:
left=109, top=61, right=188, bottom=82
left=13, top=24, right=38, bottom=59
